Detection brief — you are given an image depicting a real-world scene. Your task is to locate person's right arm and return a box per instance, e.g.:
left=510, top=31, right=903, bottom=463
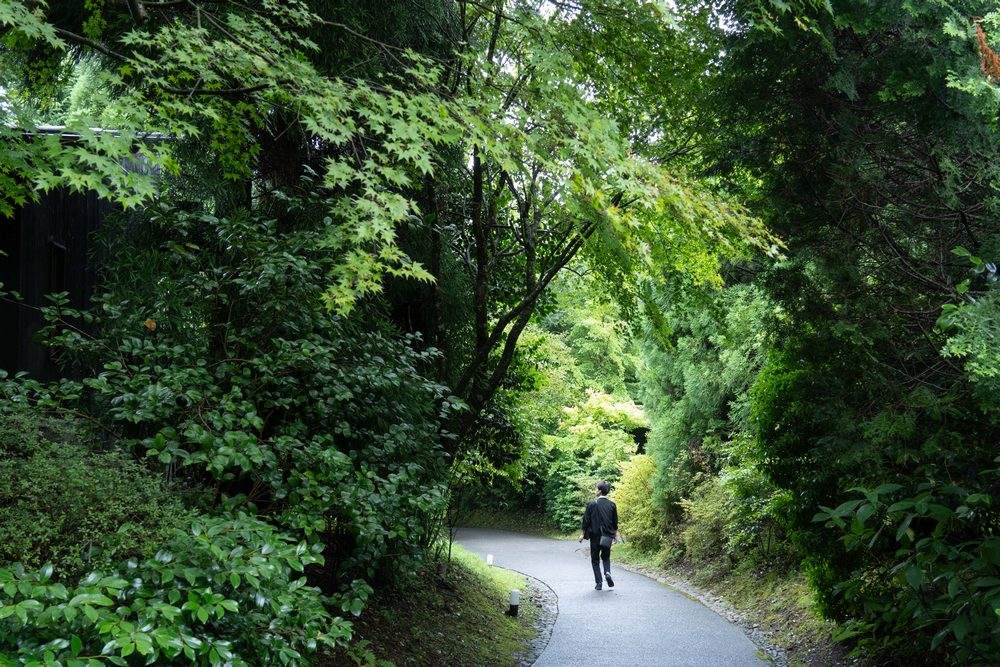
left=580, top=502, right=591, bottom=542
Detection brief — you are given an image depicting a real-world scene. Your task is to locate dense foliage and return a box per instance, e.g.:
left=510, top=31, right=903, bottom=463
left=612, top=0, right=1000, bottom=663
left=467, top=1, right=1000, bottom=665
left=2, top=0, right=997, bottom=664
left=0, top=407, right=193, bottom=580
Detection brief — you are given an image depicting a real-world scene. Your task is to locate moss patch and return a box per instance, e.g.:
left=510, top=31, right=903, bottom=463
left=323, top=544, right=538, bottom=667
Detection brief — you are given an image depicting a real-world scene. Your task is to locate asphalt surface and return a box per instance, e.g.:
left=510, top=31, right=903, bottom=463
left=455, top=528, right=766, bottom=667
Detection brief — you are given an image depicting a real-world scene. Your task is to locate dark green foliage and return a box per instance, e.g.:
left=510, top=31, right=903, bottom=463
left=0, top=203, right=453, bottom=664
left=0, top=514, right=343, bottom=666
left=35, top=206, right=451, bottom=583
left=814, top=477, right=1000, bottom=663
left=677, top=0, right=1000, bottom=661
left=0, top=407, right=192, bottom=580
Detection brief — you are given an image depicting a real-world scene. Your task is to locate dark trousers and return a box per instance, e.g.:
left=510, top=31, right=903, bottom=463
left=589, top=536, right=611, bottom=584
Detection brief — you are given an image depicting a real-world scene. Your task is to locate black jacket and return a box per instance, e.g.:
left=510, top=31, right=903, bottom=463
left=582, top=496, right=618, bottom=539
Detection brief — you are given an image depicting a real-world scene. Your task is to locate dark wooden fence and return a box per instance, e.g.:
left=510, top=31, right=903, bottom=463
left=1, top=189, right=111, bottom=379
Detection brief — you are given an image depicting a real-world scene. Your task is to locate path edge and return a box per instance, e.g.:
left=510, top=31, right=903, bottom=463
left=506, top=567, right=558, bottom=667
left=601, top=550, right=789, bottom=666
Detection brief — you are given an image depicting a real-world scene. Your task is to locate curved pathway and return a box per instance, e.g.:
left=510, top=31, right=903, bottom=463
left=456, top=528, right=766, bottom=667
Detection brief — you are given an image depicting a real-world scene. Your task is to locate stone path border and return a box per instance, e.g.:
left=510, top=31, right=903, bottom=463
left=507, top=568, right=558, bottom=667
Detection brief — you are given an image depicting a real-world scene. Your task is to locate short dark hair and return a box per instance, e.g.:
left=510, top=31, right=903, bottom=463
left=596, top=481, right=610, bottom=496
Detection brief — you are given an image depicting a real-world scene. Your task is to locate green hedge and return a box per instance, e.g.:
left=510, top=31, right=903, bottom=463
left=0, top=408, right=191, bottom=580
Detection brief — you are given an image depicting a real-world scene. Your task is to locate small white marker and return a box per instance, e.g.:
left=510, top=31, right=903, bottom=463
left=486, top=553, right=495, bottom=566
left=507, top=589, right=521, bottom=617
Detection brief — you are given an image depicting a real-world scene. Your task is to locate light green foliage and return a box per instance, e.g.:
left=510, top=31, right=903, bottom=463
left=459, top=268, right=648, bottom=530
left=515, top=326, right=587, bottom=433
left=539, top=275, right=642, bottom=396
left=674, top=465, right=794, bottom=570
left=458, top=3, right=774, bottom=292
left=641, top=283, right=776, bottom=510
left=939, top=248, right=1000, bottom=395
left=1, top=0, right=774, bottom=319
left=610, top=455, right=660, bottom=552
left=940, top=289, right=1000, bottom=391
left=0, top=0, right=460, bottom=311
left=0, top=514, right=344, bottom=666
left=542, top=454, right=593, bottom=532
left=499, top=274, right=647, bottom=530
left=546, top=391, right=643, bottom=481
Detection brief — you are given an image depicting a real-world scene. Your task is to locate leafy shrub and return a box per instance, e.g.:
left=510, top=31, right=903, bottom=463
left=23, top=207, right=452, bottom=586
left=542, top=453, right=592, bottom=532
left=675, top=465, right=795, bottom=570
left=0, top=514, right=348, bottom=666
left=0, top=408, right=191, bottom=579
left=750, top=327, right=999, bottom=662
left=677, top=478, right=730, bottom=566
left=814, top=476, right=1000, bottom=664
left=0, top=405, right=77, bottom=457
left=610, top=455, right=660, bottom=551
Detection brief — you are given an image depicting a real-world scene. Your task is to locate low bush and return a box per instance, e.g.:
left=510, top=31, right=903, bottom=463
left=610, top=455, right=660, bottom=551
left=675, top=466, right=795, bottom=571
left=0, top=408, right=192, bottom=580
left=678, top=477, right=730, bottom=566
left=0, top=514, right=348, bottom=666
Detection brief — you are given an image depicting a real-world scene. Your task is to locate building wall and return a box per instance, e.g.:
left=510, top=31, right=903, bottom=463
left=0, top=189, right=109, bottom=379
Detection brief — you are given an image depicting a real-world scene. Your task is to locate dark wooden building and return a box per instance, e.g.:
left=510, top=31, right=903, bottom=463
left=0, top=188, right=111, bottom=379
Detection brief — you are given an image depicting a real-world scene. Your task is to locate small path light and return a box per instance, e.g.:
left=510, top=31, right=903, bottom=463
left=507, top=588, right=520, bottom=617
left=486, top=553, right=495, bottom=566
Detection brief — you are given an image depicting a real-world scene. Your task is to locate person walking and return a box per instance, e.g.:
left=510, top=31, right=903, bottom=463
left=579, top=480, right=618, bottom=590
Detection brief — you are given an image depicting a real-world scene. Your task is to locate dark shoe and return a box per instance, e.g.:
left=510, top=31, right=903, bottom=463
left=595, top=581, right=602, bottom=590
left=605, top=573, right=614, bottom=588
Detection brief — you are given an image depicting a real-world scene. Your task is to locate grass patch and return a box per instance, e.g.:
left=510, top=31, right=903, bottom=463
left=323, top=543, right=537, bottom=667
left=613, top=545, right=847, bottom=667
left=460, top=508, right=576, bottom=540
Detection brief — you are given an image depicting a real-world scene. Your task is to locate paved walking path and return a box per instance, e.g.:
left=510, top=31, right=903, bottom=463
left=456, top=528, right=766, bottom=667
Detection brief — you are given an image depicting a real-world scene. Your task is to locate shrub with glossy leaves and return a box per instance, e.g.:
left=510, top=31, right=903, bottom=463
left=814, top=476, right=1000, bottom=663
left=0, top=515, right=347, bottom=666
left=26, top=207, right=452, bottom=584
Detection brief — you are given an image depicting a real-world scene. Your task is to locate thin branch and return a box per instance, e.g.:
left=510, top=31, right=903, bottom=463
left=54, top=28, right=129, bottom=61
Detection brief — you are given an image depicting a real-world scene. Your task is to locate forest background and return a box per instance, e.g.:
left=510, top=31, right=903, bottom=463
left=0, top=0, right=998, bottom=665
